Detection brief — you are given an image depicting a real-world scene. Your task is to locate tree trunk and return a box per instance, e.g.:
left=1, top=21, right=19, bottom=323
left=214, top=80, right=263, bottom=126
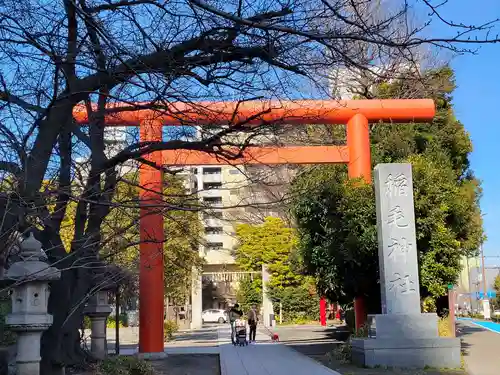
left=41, top=265, right=94, bottom=375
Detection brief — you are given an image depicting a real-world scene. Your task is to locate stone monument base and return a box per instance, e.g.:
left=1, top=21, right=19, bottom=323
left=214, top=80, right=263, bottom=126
left=351, top=337, right=461, bottom=368
left=351, top=313, right=461, bottom=369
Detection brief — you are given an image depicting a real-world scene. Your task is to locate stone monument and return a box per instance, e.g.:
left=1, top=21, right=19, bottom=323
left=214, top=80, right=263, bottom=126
left=4, top=233, right=60, bottom=375
left=351, top=163, right=461, bottom=368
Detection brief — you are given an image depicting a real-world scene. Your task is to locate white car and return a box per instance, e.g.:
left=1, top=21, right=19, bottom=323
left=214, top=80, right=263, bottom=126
left=202, top=309, right=228, bottom=324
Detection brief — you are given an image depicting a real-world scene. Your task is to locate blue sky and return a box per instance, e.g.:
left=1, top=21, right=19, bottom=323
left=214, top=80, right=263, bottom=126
left=435, top=0, right=500, bottom=264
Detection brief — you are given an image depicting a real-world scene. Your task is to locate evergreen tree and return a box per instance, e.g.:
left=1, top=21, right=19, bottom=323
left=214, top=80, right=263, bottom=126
left=290, top=67, right=484, bottom=312
left=234, top=217, right=319, bottom=321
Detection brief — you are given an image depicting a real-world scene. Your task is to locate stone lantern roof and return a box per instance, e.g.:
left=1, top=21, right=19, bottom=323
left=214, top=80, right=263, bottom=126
left=4, top=233, right=60, bottom=282
left=90, top=261, right=128, bottom=292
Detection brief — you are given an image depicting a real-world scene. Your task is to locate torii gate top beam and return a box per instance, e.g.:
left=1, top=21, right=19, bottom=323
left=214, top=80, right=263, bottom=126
left=73, top=99, right=435, bottom=126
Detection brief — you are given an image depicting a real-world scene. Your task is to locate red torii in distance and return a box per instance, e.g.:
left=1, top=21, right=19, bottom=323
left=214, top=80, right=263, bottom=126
left=74, top=99, right=435, bottom=356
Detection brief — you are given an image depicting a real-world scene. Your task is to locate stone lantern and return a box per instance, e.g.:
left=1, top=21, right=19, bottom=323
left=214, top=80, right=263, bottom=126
left=84, top=263, right=116, bottom=360
left=4, top=232, right=61, bottom=375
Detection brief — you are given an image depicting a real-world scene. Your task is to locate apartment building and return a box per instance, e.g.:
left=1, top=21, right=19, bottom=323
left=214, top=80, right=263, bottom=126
left=189, top=161, right=297, bottom=328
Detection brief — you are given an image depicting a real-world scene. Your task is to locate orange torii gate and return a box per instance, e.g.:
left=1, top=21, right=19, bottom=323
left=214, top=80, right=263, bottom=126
left=74, top=99, right=435, bottom=356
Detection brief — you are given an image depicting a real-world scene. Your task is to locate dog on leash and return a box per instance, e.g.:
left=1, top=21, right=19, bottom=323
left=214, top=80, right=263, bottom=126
left=271, top=333, right=279, bottom=342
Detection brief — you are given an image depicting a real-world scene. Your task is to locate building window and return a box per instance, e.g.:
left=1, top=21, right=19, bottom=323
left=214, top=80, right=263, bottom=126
left=203, top=197, right=222, bottom=205
left=203, top=211, right=223, bottom=219
left=203, top=182, right=222, bottom=190
left=206, top=242, right=223, bottom=251
left=203, top=167, right=221, bottom=175
left=205, top=227, right=223, bottom=235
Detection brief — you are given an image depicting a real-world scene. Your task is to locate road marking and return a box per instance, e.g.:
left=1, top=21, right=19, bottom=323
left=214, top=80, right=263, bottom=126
left=458, top=318, right=500, bottom=334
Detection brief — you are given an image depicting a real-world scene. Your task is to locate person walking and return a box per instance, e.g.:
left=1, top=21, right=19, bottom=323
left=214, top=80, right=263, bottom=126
left=228, top=303, right=243, bottom=344
left=247, top=304, right=258, bottom=343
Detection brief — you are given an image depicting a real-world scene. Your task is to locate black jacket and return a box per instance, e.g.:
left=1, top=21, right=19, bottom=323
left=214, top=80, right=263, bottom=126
left=229, top=307, right=243, bottom=322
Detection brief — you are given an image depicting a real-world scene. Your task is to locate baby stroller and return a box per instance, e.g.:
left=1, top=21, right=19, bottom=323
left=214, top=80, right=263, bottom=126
left=233, top=319, right=248, bottom=346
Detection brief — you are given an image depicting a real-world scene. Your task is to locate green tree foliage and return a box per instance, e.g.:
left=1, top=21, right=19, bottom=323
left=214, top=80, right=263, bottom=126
left=493, top=275, right=500, bottom=309
left=291, top=66, right=484, bottom=310
left=234, top=217, right=319, bottom=321
left=107, top=172, right=203, bottom=304
left=270, top=281, right=320, bottom=322
left=236, top=277, right=262, bottom=312
left=234, top=217, right=301, bottom=288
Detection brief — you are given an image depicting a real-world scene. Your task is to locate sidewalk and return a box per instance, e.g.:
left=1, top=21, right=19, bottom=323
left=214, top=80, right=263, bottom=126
left=82, top=326, right=219, bottom=355
left=217, top=326, right=342, bottom=375
left=458, top=319, right=500, bottom=375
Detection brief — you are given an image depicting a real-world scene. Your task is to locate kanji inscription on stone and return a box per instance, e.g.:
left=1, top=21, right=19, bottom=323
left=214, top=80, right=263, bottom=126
left=374, top=163, right=421, bottom=315
left=387, top=237, right=412, bottom=263
left=387, top=206, right=408, bottom=228
left=385, top=173, right=409, bottom=197
left=388, top=272, right=417, bottom=295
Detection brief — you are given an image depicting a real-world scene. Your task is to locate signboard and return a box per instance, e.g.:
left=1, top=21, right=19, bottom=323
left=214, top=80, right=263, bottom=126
left=475, top=291, right=496, bottom=300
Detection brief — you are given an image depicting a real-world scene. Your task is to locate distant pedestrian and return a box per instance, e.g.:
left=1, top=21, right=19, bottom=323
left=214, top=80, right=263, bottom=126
left=247, top=304, right=258, bottom=343
left=228, top=303, right=243, bottom=344
left=339, top=308, right=345, bottom=324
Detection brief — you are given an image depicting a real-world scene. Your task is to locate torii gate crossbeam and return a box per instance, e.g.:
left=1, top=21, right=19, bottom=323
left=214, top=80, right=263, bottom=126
left=74, top=99, right=435, bottom=356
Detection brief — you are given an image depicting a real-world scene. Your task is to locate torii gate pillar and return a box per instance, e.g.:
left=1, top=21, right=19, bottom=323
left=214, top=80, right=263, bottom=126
left=347, top=113, right=371, bottom=330
left=138, top=119, right=166, bottom=358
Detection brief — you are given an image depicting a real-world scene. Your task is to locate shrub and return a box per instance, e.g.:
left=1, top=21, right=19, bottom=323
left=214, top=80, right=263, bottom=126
left=92, top=356, right=155, bottom=375
left=438, top=316, right=452, bottom=337
left=469, top=312, right=484, bottom=319
left=422, top=296, right=437, bottom=313
left=344, top=308, right=355, bottom=332
left=236, top=278, right=262, bottom=312
left=107, top=314, right=128, bottom=328
left=164, top=320, right=179, bottom=341
left=268, top=280, right=320, bottom=323
left=329, top=339, right=352, bottom=364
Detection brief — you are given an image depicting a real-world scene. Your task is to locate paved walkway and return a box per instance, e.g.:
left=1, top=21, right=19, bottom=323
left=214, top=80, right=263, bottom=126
left=82, top=326, right=219, bottom=355
left=458, top=319, right=500, bottom=375
left=85, top=325, right=342, bottom=374
left=217, top=326, right=342, bottom=375
left=88, top=321, right=500, bottom=375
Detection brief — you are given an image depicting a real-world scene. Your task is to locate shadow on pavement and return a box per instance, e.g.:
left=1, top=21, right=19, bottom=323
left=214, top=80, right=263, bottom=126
left=172, top=331, right=218, bottom=343
left=276, top=325, right=348, bottom=356
left=457, top=322, right=484, bottom=358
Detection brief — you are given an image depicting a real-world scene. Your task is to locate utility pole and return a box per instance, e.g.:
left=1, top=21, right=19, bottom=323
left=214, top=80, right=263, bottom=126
left=466, top=257, right=473, bottom=312
left=481, top=244, right=491, bottom=319
left=447, top=284, right=456, bottom=337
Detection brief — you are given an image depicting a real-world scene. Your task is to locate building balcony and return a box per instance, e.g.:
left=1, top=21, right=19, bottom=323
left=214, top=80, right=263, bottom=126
left=201, top=167, right=222, bottom=182
left=203, top=217, right=224, bottom=228
left=203, top=249, right=236, bottom=265
left=204, top=233, right=225, bottom=244
left=201, top=173, right=222, bottom=184
left=199, top=189, right=222, bottom=198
